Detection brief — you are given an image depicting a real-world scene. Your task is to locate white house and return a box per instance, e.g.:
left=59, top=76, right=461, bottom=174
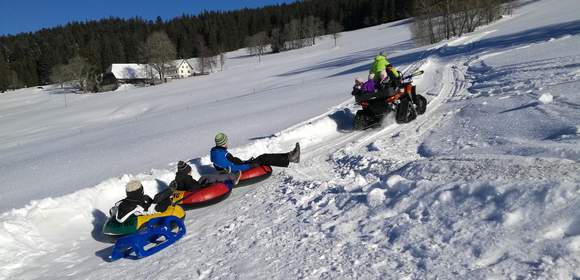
left=106, top=64, right=159, bottom=84
left=169, top=59, right=196, bottom=79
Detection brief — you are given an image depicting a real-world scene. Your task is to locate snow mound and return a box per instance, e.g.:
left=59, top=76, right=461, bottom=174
left=114, top=84, right=137, bottom=92
left=539, top=92, right=554, bottom=104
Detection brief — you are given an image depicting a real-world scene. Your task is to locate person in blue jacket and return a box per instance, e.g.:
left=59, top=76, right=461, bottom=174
left=210, top=132, right=300, bottom=172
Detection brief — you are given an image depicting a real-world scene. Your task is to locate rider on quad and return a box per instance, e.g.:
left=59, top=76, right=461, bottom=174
left=351, top=52, right=427, bottom=129
left=353, top=52, right=401, bottom=98
left=370, top=52, right=400, bottom=82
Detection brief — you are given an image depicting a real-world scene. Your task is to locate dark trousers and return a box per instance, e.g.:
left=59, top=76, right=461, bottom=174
left=252, top=153, right=289, bottom=167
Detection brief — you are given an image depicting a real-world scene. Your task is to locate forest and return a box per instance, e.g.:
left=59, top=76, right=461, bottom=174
left=0, top=0, right=509, bottom=92
left=0, top=0, right=415, bottom=91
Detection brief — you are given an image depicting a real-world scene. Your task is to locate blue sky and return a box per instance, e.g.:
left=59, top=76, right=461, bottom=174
left=0, top=0, right=295, bottom=36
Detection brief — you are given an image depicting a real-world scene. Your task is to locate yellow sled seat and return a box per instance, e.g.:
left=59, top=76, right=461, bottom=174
left=103, top=205, right=186, bottom=236
left=136, top=205, right=186, bottom=229
left=171, top=191, right=187, bottom=204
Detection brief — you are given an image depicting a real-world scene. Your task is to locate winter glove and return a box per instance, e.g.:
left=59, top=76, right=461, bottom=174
left=218, top=166, right=232, bottom=174
left=154, top=199, right=170, bottom=212
left=109, top=205, right=119, bottom=217
left=147, top=203, right=159, bottom=214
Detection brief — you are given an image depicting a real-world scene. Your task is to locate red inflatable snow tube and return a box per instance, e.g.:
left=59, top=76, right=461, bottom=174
left=237, top=165, right=273, bottom=187
left=173, top=181, right=233, bottom=206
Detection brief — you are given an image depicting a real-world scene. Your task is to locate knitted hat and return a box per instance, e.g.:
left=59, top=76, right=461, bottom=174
left=126, top=180, right=143, bottom=193
left=215, top=132, right=228, bottom=147
left=177, top=160, right=192, bottom=173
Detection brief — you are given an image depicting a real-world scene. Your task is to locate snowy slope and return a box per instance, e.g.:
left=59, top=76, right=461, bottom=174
left=1, top=0, right=580, bottom=279
left=0, top=19, right=411, bottom=212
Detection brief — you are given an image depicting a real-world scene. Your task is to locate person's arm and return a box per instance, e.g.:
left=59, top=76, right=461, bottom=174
left=179, top=175, right=202, bottom=191
left=386, top=65, right=400, bottom=79
left=226, top=153, right=245, bottom=164
left=211, top=148, right=252, bottom=172
left=187, top=175, right=203, bottom=189
left=143, top=195, right=153, bottom=206
left=116, top=203, right=145, bottom=223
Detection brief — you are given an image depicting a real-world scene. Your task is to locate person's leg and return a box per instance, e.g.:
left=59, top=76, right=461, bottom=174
left=199, top=173, right=237, bottom=185
left=251, top=143, right=300, bottom=166
left=252, top=153, right=290, bottom=167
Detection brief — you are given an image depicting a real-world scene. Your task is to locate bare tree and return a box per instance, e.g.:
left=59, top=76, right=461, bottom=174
left=195, top=39, right=212, bottom=74
left=411, top=0, right=506, bottom=45
left=144, top=31, right=176, bottom=82
left=303, top=16, right=324, bottom=45
left=48, top=54, right=94, bottom=96
left=51, top=55, right=93, bottom=92
left=208, top=55, right=218, bottom=72
left=270, top=28, right=285, bottom=53
left=411, top=0, right=437, bottom=45
left=196, top=54, right=217, bottom=74
left=49, top=64, right=72, bottom=88
left=284, top=19, right=306, bottom=50
left=327, top=20, right=344, bottom=47
left=0, top=67, right=20, bottom=92
left=220, top=51, right=226, bottom=71
left=245, top=31, right=269, bottom=62
left=69, top=55, right=91, bottom=91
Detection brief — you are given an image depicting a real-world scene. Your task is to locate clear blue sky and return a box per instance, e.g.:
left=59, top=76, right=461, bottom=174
left=0, top=0, right=295, bottom=36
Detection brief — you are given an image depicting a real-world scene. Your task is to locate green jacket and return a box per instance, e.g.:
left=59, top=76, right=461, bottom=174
left=369, top=55, right=400, bottom=79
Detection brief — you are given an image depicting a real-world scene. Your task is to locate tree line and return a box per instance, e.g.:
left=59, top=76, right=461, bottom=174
left=411, top=0, right=512, bottom=45
left=0, top=0, right=415, bottom=92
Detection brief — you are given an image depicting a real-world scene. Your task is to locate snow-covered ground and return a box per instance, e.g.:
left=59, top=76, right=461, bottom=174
left=1, top=0, right=579, bottom=278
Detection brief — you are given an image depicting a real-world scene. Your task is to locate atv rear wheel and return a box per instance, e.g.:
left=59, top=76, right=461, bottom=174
left=354, top=110, right=378, bottom=130
left=414, top=94, right=427, bottom=115
left=395, top=97, right=417, bottom=124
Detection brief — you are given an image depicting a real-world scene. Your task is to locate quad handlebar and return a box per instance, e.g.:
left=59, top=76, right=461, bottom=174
left=402, top=70, right=424, bottom=81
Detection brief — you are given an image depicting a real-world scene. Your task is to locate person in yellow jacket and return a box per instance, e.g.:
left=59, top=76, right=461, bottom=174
left=369, top=52, right=400, bottom=86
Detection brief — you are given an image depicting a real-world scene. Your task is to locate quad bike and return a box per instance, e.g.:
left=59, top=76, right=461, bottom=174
left=352, top=70, right=427, bottom=130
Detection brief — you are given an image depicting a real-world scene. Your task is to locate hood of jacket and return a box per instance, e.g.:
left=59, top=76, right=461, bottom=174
left=375, top=55, right=387, bottom=63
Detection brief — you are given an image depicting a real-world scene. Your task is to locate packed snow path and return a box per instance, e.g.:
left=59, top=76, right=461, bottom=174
left=2, top=0, right=580, bottom=278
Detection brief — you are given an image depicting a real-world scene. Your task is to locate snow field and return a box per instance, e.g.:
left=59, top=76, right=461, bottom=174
left=1, top=0, right=580, bottom=278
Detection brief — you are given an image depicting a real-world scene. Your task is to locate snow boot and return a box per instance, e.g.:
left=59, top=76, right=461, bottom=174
left=233, top=171, right=242, bottom=185
left=288, top=143, right=300, bottom=163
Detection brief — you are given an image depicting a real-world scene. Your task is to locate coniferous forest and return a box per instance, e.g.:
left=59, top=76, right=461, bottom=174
left=0, top=0, right=415, bottom=91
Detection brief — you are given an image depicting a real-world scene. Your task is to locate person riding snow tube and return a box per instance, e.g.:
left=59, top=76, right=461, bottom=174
left=102, top=180, right=186, bottom=237
left=169, top=161, right=240, bottom=206
left=171, top=181, right=233, bottom=206
left=209, top=133, right=298, bottom=185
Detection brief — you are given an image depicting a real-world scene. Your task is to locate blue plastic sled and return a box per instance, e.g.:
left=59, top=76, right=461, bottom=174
left=110, top=216, right=186, bottom=261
